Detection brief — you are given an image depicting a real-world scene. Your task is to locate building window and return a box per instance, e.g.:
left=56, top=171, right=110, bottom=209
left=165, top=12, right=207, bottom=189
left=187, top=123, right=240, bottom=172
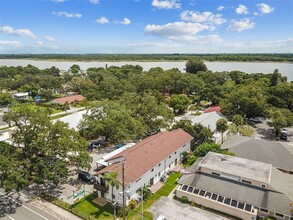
left=175, top=151, right=177, bottom=154
left=245, top=204, right=252, bottom=212
left=260, top=208, right=268, bottom=213
left=151, top=168, right=154, bottom=172
left=261, top=184, right=266, bottom=188
left=238, top=202, right=245, bottom=209
left=169, top=156, right=171, bottom=158
left=231, top=200, right=238, bottom=207
left=211, top=194, right=218, bottom=200
left=217, top=196, right=224, bottom=203
left=224, top=198, right=231, bottom=205
left=275, top=213, right=284, bottom=219
left=112, top=194, right=115, bottom=199
left=241, top=179, right=252, bottom=184
left=211, top=172, right=220, bottom=176
left=158, top=172, right=161, bottom=176
left=158, top=163, right=161, bottom=166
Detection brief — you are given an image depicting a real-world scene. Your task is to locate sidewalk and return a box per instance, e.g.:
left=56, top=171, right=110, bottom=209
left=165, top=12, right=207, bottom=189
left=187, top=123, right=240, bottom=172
left=32, top=198, right=82, bottom=220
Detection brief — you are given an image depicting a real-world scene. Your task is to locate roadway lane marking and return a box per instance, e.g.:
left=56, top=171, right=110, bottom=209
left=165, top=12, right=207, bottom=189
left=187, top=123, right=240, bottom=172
left=0, top=192, right=48, bottom=220
left=8, top=216, right=15, bottom=220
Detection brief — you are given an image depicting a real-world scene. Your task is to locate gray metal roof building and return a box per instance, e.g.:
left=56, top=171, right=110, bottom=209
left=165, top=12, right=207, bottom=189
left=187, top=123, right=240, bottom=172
left=177, top=152, right=293, bottom=219
left=221, top=136, right=293, bottom=173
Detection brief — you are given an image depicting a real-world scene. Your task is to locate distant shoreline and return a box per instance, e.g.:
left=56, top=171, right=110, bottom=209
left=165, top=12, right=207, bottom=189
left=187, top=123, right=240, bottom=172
left=1, top=58, right=293, bottom=64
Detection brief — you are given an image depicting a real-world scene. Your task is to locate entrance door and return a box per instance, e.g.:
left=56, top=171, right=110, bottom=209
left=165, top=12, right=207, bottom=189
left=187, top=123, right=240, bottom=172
left=150, top=177, right=154, bottom=186
left=175, top=158, right=178, bottom=165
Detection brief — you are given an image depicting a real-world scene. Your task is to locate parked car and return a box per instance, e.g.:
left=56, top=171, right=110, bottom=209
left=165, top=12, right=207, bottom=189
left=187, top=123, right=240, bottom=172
left=249, top=117, right=262, bottom=123
left=89, top=139, right=108, bottom=148
left=280, top=129, right=288, bottom=140
left=78, top=171, right=96, bottom=184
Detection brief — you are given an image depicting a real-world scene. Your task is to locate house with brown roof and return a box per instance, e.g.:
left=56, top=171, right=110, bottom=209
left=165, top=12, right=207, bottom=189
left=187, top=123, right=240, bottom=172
left=94, top=129, right=193, bottom=206
left=51, top=95, right=85, bottom=105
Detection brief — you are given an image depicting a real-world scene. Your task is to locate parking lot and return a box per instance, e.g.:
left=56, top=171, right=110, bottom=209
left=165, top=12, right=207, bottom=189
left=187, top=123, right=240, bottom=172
left=249, top=119, right=293, bottom=146
left=149, top=197, right=230, bottom=220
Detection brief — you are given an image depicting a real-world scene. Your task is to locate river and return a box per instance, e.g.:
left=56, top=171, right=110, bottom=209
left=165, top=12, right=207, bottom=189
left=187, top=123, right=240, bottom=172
left=0, top=59, right=292, bottom=81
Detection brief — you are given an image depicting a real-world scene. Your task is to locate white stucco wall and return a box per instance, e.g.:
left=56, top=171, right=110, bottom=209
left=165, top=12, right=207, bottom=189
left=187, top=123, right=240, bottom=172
left=97, top=141, right=191, bottom=206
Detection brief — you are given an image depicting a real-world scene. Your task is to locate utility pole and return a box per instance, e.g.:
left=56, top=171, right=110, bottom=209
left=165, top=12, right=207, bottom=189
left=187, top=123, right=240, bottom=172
left=141, top=185, right=144, bottom=220
left=122, top=160, right=126, bottom=220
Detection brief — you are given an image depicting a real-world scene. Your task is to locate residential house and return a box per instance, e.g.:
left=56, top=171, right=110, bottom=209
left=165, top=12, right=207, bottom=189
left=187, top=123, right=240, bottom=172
left=94, top=129, right=193, bottom=206
left=183, top=111, right=228, bottom=143
left=176, top=152, right=293, bottom=220
left=14, top=92, right=29, bottom=100
left=221, top=136, right=293, bottom=174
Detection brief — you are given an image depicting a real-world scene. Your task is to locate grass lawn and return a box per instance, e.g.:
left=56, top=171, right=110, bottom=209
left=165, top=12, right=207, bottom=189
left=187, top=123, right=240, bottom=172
left=127, top=172, right=181, bottom=220
left=73, top=194, right=114, bottom=220
left=11, top=103, right=62, bottom=114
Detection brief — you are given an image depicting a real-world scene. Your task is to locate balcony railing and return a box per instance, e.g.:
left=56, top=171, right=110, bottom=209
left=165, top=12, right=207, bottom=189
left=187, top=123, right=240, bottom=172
left=94, top=183, right=108, bottom=193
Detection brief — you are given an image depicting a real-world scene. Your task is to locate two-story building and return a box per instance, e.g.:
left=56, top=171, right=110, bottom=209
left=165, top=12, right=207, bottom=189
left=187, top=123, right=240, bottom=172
left=176, top=152, right=293, bottom=220
left=94, top=128, right=193, bottom=206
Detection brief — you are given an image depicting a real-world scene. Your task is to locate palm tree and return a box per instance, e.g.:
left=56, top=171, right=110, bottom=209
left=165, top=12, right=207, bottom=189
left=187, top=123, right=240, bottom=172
left=102, top=171, right=120, bottom=203
left=216, top=118, right=228, bottom=144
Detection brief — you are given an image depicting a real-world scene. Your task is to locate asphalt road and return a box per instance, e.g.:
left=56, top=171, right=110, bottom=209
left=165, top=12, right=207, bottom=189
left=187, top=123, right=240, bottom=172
left=0, top=191, right=59, bottom=220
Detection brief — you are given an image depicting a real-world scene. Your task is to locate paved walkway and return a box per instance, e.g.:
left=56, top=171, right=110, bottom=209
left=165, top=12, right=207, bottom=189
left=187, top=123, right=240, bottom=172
left=32, top=198, right=82, bottom=220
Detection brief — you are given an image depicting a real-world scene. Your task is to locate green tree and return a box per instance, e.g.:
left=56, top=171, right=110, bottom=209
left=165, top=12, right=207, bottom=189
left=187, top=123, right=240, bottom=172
left=79, top=100, right=145, bottom=143
left=0, top=93, right=13, bottom=106
left=194, top=142, right=222, bottom=157
left=2, top=105, right=91, bottom=190
left=70, top=64, right=81, bottom=74
left=232, top=114, right=244, bottom=127
left=102, top=171, right=120, bottom=203
left=185, top=60, right=207, bottom=74
left=267, top=109, right=287, bottom=137
left=169, top=94, right=191, bottom=115
left=0, top=142, right=28, bottom=191
left=216, top=118, right=228, bottom=143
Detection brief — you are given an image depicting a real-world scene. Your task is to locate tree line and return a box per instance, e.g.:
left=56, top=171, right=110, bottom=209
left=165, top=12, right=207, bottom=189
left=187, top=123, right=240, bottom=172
left=1, top=53, right=293, bottom=62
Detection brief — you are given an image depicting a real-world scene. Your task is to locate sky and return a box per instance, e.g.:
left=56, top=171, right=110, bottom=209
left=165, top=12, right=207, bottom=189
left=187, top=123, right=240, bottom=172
left=0, top=0, right=292, bottom=54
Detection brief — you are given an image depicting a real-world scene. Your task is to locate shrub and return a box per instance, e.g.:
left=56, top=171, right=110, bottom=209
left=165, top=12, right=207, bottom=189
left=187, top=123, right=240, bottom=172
left=180, top=196, right=188, bottom=203
left=128, top=199, right=137, bottom=210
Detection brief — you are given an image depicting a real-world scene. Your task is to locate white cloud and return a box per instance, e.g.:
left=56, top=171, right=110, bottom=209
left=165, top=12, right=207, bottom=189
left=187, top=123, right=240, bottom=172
left=128, top=42, right=180, bottom=48
left=145, top=22, right=209, bottom=37
left=180, top=10, right=226, bottom=25
left=0, top=41, right=21, bottom=47
left=253, top=12, right=258, bottom=16
left=45, top=36, right=56, bottom=42
left=152, top=0, right=181, bottom=9
left=257, top=3, right=274, bottom=14
left=168, top=34, right=223, bottom=43
left=217, top=6, right=225, bottom=11
left=35, top=41, right=44, bottom=47
left=227, top=18, right=255, bottom=32
left=96, top=17, right=109, bottom=24
left=236, top=5, right=248, bottom=14
left=89, top=0, right=100, bottom=4
left=120, top=18, right=131, bottom=25
left=51, top=0, right=67, bottom=2
left=0, top=26, right=36, bottom=38
left=52, top=11, right=82, bottom=18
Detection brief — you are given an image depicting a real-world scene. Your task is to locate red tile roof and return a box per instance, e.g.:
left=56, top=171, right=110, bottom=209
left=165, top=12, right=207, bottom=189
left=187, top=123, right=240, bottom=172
left=204, top=105, right=222, bottom=113
left=96, top=129, right=193, bottom=186
left=52, top=95, right=85, bottom=105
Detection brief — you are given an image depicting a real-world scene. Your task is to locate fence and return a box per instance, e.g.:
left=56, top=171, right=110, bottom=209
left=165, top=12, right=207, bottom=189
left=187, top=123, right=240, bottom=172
left=41, top=194, right=97, bottom=220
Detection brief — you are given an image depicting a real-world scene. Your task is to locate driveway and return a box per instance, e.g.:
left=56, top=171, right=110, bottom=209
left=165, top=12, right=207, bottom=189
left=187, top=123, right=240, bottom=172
left=149, top=197, right=231, bottom=220
left=250, top=120, right=293, bottom=146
